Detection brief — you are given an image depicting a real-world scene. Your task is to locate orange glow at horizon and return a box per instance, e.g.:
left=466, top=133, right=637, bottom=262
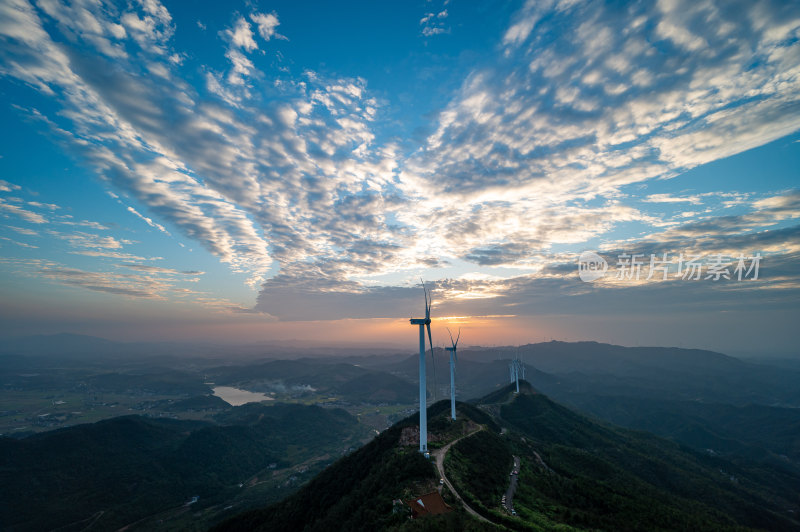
left=118, top=314, right=558, bottom=349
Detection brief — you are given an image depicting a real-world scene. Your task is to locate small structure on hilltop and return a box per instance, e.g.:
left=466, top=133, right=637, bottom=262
left=405, top=491, right=452, bottom=518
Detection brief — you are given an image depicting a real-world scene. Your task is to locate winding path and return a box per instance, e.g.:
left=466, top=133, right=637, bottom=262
left=430, top=428, right=492, bottom=524
left=503, top=455, right=521, bottom=513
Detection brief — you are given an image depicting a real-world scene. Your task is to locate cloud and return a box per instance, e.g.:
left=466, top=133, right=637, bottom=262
left=396, top=0, right=800, bottom=278
left=6, top=225, right=39, bottom=236
left=254, top=190, right=800, bottom=320
left=51, top=230, right=128, bottom=250
left=413, top=0, right=800, bottom=199
left=644, top=194, right=703, bottom=204
left=422, top=26, right=448, bottom=37
left=210, top=12, right=284, bottom=100
left=0, top=198, right=48, bottom=223
left=1, top=0, right=798, bottom=321
left=119, top=0, right=173, bottom=55
left=0, top=2, right=274, bottom=285
left=0, top=180, right=21, bottom=192
left=250, top=12, right=283, bottom=41
left=126, top=205, right=170, bottom=235
left=27, top=201, right=59, bottom=210
left=0, top=257, right=234, bottom=309
left=16, top=259, right=172, bottom=299
left=224, top=16, right=256, bottom=51
left=58, top=219, right=111, bottom=230
left=70, top=250, right=154, bottom=260
left=256, top=282, right=427, bottom=321
left=420, top=6, right=450, bottom=37
left=0, top=236, right=38, bottom=248
left=121, top=263, right=204, bottom=275
left=639, top=190, right=800, bottom=243
left=36, top=0, right=129, bottom=59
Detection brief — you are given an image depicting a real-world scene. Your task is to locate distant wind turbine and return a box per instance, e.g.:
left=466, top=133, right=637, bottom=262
left=410, top=281, right=435, bottom=455
left=509, top=351, right=522, bottom=393
left=445, top=327, right=460, bottom=421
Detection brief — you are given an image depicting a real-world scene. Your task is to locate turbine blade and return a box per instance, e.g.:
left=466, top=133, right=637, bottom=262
left=420, top=279, right=425, bottom=313
left=447, top=327, right=455, bottom=347
left=455, top=327, right=461, bottom=348
left=427, top=323, right=434, bottom=360
left=425, top=287, right=431, bottom=319
left=421, top=278, right=431, bottom=318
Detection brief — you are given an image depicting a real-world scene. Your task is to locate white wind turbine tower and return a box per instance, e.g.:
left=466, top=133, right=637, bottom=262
left=445, top=327, right=460, bottom=421
left=410, top=281, right=436, bottom=455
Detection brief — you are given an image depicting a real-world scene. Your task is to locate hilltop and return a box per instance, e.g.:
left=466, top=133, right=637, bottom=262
left=215, top=382, right=800, bottom=531
left=212, top=400, right=498, bottom=532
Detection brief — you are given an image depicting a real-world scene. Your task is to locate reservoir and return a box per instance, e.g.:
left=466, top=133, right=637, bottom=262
left=212, top=386, right=274, bottom=406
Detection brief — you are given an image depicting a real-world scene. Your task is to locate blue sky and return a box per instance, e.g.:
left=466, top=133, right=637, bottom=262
left=0, top=0, right=798, bottom=355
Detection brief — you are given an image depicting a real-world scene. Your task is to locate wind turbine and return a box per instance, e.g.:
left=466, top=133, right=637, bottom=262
left=509, top=352, right=521, bottom=393
left=410, top=281, right=435, bottom=455
left=445, top=327, right=460, bottom=421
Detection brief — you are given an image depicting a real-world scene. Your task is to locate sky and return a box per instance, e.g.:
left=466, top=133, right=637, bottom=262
left=0, top=0, right=798, bottom=356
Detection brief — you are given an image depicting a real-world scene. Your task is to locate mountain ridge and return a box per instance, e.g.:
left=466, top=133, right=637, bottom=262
left=214, top=382, right=800, bottom=531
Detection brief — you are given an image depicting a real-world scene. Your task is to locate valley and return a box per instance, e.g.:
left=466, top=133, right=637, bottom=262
left=3, top=335, right=800, bottom=530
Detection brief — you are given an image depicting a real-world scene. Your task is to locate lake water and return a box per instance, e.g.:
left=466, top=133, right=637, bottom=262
left=212, top=386, right=274, bottom=406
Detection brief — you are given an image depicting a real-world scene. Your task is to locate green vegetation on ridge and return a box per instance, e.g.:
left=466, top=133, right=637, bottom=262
left=212, top=415, right=438, bottom=532
left=218, top=383, right=800, bottom=532
left=498, top=388, right=800, bottom=531
left=445, top=430, right=512, bottom=510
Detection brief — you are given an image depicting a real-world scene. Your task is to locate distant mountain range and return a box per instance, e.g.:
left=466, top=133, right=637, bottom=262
left=375, top=340, right=800, bottom=408
left=0, top=333, right=407, bottom=362
left=4, top=335, right=800, bottom=470
left=4, top=334, right=799, bottom=407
